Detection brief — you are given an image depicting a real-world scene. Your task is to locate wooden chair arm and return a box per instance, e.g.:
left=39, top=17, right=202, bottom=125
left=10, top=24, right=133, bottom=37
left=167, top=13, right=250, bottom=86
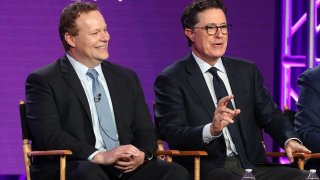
left=28, top=150, right=72, bottom=157
left=157, top=150, right=208, bottom=156
left=310, top=153, right=320, bottom=158
left=265, top=152, right=286, bottom=157
left=265, top=152, right=311, bottom=158
left=156, top=150, right=180, bottom=156
left=26, top=149, right=72, bottom=180
left=156, top=150, right=207, bottom=180
left=176, top=150, right=207, bottom=180
left=265, top=152, right=320, bottom=170
left=177, top=150, right=208, bottom=156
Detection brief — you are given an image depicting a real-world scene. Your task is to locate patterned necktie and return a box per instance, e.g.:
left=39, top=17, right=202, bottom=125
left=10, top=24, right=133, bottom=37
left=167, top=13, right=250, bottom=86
left=87, top=69, right=119, bottom=150
left=208, top=67, right=252, bottom=168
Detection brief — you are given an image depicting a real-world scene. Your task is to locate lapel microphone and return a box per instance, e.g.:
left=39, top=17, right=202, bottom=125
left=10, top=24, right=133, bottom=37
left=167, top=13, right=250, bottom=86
left=94, top=93, right=102, bottom=102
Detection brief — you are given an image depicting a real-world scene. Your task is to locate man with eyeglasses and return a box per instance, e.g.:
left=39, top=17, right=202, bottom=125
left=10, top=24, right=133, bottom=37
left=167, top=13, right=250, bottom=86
left=154, top=0, right=310, bottom=179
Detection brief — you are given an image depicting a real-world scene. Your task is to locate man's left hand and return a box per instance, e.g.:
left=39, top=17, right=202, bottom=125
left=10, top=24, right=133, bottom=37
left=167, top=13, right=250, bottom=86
left=114, top=150, right=145, bottom=173
left=284, top=139, right=311, bottom=163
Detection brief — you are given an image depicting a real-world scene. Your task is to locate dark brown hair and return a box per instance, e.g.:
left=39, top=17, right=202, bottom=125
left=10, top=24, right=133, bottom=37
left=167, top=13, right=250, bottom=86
left=59, top=2, right=99, bottom=51
left=181, top=0, right=226, bottom=46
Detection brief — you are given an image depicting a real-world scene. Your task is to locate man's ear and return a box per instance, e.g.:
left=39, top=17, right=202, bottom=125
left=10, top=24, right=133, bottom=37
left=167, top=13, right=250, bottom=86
left=185, top=28, right=194, bottom=43
left=64, top=32, right=76, bottom=48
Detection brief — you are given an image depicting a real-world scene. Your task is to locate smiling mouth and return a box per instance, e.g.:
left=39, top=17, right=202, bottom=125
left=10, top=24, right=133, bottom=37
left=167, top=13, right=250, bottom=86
left=212, top=43, right=223, bottom=47
left=97, top=45, right=107, bottom=49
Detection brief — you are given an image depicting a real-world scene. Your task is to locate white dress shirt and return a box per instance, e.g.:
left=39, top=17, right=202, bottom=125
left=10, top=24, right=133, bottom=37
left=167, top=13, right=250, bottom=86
left=192, top=52, right=238, bottom=156
left=67, top=54, right=116, bottom=160
left=193, top=52, right=300, bottom=156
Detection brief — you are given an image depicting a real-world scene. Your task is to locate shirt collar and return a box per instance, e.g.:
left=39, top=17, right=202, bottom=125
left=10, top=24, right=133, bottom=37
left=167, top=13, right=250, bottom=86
left=66, top=53, right=104, bottom=79
left=192, top=52, right=226, bottom=74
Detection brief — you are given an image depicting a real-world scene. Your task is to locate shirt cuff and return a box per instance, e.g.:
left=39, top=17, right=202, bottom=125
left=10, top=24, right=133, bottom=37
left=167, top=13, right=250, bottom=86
left=284, top=138, right=302, bottom=147
left=203, top=123, right=222, bottom=144
left=88, top=150, right=102, bottom=161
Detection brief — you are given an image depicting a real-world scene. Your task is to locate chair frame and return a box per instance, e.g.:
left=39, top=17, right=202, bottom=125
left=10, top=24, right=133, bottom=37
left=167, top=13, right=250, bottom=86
left=264, top=106, right=320, bottom=170
left=156, top=140, right=208, bottom=180
left=265, top=152, right=320, bottom=170
left=20, top=100, right=72, bottom=180
left=154, top=101, right=208, bottom=180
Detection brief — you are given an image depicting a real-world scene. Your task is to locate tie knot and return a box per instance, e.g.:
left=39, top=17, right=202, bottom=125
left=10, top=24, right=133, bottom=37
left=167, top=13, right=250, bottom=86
left=207, top=67, right=219, bottom=76
left=87, top=69, right=99, bottom=80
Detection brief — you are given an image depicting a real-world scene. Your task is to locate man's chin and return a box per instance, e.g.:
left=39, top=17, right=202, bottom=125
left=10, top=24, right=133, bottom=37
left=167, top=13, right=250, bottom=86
left=96, top=56, right=109, bottom=62
left=95, top=53, right=109, bottom=62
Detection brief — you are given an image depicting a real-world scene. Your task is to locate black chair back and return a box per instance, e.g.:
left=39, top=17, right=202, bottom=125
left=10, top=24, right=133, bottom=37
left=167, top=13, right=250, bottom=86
left=283, top=106, right=296, bottom=125
left=19, top=100, right=31, bottom=140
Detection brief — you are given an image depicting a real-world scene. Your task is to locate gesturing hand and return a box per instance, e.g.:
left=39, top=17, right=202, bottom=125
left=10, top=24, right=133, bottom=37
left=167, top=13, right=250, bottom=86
left=210, top=95, right=241, bottom=136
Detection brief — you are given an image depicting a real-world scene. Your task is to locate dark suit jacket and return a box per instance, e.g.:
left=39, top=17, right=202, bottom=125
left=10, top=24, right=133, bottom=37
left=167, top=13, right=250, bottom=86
left=26, top=56, right=156, bottom=173
left=295, top=65, right=320, bottom=168
left=154, top=53, right=297, bottom=176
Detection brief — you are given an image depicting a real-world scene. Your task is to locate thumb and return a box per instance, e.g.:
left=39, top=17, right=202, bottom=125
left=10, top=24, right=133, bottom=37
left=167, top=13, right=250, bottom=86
left=285, top=147, right=294, bottom=163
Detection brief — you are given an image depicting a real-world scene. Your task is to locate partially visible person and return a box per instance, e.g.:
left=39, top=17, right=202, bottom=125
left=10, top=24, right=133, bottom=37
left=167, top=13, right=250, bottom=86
left=295, top=65, right=320, bottom=175
left=154, top=0, right=311, bottom=179
left=25, top=2, right=188, bottom=180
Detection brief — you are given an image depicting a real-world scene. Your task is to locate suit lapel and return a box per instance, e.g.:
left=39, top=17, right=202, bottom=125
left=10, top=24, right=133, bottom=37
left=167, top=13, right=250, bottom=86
left=185, top=54, right=215, bottom=119
left=60, top=56, right=92, bottom=121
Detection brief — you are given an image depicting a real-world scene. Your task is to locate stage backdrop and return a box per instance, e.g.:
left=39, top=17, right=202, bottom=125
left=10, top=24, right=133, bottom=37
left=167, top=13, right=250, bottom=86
left=0, top=0, right=275, bottom=174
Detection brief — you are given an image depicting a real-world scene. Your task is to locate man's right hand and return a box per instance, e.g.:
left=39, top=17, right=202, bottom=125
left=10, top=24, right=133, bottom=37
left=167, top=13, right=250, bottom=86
left=92, top=144, right=141, bottom=166
left=210, top=95, right=241, bottom=136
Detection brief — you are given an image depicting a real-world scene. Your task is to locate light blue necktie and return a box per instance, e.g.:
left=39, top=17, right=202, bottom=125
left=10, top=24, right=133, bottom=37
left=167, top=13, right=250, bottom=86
left=87, top=69, right=119, bottom=150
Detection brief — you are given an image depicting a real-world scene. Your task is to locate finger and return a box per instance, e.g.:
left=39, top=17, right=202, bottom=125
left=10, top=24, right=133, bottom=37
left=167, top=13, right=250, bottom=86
left=285, top=148, right=294, bottom=163
left=220, top=120, right=231, bottom=129
left=215, top=107, right=236, bottom=118
left=113, top=164, right=127, bottom=170
left=115, top=153, right=132, bottom=160
left=217, top=95, right=233, bottom=107
left=114, top=163, right=128, bottom=170
left=126, top=145, right=141, bottom=156
left=124, top=166, right=138, bottom=173
left=234, top=109, right=241, bottom=115
left=114, top=165, right=126, bottom=170
left=221, top=117, right=234, bottom=124
left=287, top=140, right=312, bottom=154
left=295, top=145, right=311, bottom=154
left=114, top=160, right=134, bottom=170
left=116, top=145, right=140, bottom=157
left=119, top=156, right=133, bottom=162
left=116, top=160, right=134, bottom=167
left=212, top=113, right=234, bottom=127
left=217, top=106, right=230, bottom=113
left=302, top=147, right=312, bottom=153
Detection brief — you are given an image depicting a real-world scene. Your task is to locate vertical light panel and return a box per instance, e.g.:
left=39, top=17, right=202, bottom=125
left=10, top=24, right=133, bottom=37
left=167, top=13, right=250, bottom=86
left=280, top=0, right=319, bottom=164
left=281, top=0, right=319, bottom=110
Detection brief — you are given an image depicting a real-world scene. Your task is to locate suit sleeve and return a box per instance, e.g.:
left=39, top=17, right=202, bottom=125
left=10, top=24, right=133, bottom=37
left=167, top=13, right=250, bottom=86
left=295, top=71, right=320, bottom=152
left=251, top=65, right=298, bottom=147
left=129, top=72, right=157, bottom=154
left=154, top=74, right=205, bottom=150
left=26, top=72, right=97, bottom=160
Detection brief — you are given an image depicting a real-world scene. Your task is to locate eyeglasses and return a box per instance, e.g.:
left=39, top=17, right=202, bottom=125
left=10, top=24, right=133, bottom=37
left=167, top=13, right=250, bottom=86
left=194, top=24, right=232, bottom=35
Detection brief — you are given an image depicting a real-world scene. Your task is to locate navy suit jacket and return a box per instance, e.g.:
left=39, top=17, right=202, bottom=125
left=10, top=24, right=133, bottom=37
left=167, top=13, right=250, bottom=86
left=26, top=56, right=156, bottom=167
left=154, top=53, right=297, bottom=177
left=295, top=65, right=320, bottom=167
